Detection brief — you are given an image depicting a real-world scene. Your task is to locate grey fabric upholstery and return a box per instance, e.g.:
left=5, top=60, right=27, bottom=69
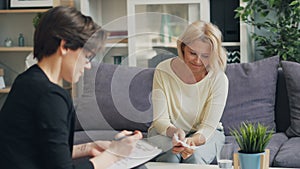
left=274, top=68, right=290, bottom=132
left=95, top=63, right=154, bottom=132
left=266, top=133, right=289, bottom=166
left=222, top=56, right=280, bottom=135
left=273, top=137, right=300, bottom=167
left=75, top=63, right=155, bottom=133
left=74, top=130, right=118, bottom=145
left=148, top=53, right=176, bottom=68
left=282, top=61, right=300, bottom=137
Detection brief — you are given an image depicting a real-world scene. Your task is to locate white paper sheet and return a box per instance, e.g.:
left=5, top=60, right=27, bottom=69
left=108, top=139, right=162, bottom=169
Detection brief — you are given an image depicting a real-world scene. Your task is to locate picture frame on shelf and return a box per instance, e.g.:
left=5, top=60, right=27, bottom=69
left=10, top=0, right=53, bottom=8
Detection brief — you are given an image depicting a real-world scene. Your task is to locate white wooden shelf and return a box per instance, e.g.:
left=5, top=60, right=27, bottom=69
left=0, top=47, right=33, bottom=52
left=0, top=9, right=48, bottom=14
left=0, top=87, right=11, bottom=94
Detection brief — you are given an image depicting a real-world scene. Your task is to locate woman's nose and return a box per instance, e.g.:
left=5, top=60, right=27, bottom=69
left=195, top=56, right=203, bottom=64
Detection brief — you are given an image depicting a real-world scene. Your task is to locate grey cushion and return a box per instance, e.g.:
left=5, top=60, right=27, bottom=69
left=148, top=53, right=176, bottom=68
left=282, top=61, right=300, bottom=137
left=274, top=68, right=291, bottom=132
left=75, top=96, right=113, bottom=131
left=274, top=137, right=300, bottom=167
left=95, top=63, right=155, bottom=132
left=222, top=56, right=280, bottom=135
left=76, top=63, right=155, bottom=132
left=74, top=130, right=118, bottom=145
left=265, top=133, right=288, bottom=166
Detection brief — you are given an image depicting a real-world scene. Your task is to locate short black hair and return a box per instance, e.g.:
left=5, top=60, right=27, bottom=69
left=34, top=6, right=105, bottom=61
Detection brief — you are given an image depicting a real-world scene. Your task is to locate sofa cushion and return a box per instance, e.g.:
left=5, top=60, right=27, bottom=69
left=75, top=63, right=155, bottom=132
left=265, top=133, right=288, bottom=166
left=274, top=68, right=290, bottom=132
left=281, top=61, right=300, bottom=137
left=75, top=96, right=113, bottom=131
left=74, top=130, right=118, bottom=145
left=222, top=56, right=280, bottom=135
left=273, top=137, right=300, bottom=167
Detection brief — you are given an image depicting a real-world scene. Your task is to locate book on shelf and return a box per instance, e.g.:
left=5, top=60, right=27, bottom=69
left=107, top=30, right=128, bottom=43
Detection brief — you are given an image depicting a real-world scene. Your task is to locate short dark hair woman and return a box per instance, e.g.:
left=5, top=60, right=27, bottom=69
left=0, top=6, right=142, bottom=169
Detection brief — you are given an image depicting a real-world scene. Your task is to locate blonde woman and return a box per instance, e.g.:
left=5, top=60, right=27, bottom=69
left=148, top=20, right=228, bottom=164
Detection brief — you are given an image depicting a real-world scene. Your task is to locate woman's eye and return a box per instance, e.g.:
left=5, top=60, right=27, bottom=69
left=201, top=55, right=209, bottom=58
left=190, top=52, right=197, bottom=55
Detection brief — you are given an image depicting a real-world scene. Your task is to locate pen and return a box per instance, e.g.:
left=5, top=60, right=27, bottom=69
left=113, top=133, right=135, bottom=141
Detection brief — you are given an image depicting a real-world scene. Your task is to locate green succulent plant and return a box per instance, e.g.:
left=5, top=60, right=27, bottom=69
left=230, top=122, right=273, bottom=154
left=33, top=12, right=43, bottom=29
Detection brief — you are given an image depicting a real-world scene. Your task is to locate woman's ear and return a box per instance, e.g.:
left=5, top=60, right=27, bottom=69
left=181, top=43, right=185, bottom=55
left=59, top=40, right=67, bottom=56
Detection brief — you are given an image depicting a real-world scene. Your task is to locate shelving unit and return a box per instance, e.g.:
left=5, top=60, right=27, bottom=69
left=0, top=47, right=33, bottom=52
left=127, top=0, right=210, bottom=67
left=125, top=0, right=251, bottom=67
left=0, top=87, right=11, bottom=94
left=78, top=0, right=251, bottom=68
left=0, top=9, right=48, bottom=13
left=0, top=8, right=50, bottom=106
left=0, top=85, right=72, bottom=94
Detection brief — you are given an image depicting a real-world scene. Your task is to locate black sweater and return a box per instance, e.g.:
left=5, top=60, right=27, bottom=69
left=0, top=65, right=93, bottom=169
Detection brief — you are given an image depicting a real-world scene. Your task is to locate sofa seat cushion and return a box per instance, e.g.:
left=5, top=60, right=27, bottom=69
left=274, top=137, right=300, bottom=167
left=266, top=133, right=289, bottom=166
left=74, top=130, right=149, bottom=145
left=282, top=61, right=300, bottom=137
left=225, top=132, right=288, bottom=166
left=222, top=56, right=280, bottom=135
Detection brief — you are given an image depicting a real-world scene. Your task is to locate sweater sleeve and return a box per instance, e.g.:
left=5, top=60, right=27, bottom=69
left=35, top=90, right=94, bottom=169
left=195, top=72, right=228, bottom=141
left=151, top=69, right=175, bottom=136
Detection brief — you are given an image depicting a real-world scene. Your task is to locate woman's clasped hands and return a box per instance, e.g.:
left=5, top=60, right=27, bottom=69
left=171, top=128, right=205, bottom=160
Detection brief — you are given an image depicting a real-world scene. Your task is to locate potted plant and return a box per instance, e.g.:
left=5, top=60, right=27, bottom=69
left=235, top=0, right=300, bottom=62
left=230, top=122, right=273, bottom=169
left=33, top=12, right=43, bottom=29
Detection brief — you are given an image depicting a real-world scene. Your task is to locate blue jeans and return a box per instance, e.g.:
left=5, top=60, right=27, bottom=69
left=147, top=128, right=225, bottom=164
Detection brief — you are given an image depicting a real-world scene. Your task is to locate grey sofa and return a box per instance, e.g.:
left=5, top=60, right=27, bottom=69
left=74, top=56, right=300, bottom=168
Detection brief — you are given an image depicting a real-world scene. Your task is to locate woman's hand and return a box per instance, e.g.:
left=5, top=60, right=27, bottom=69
left=106, top=130, right=143, bottom=158
left=90, top=130, right=143, bottom=169
left=191, top=133, right=206, bottom=146
left=72, top=140, right=111, bottom=159
left=180, top=138, right=195, bottom=159
left=171, top=128, right=186, bottom=155
left=179, top=134, right=206, bottom=159
left=89, top=140, right=111, bottom=157
left=171, top=132, right=206, bottom=159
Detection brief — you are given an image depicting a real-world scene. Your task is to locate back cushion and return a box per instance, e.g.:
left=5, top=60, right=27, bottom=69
left=274, top=68, right=290, bottom=132
left=75, top=63, right=155, bottom=132
left=221, top=56, right=279, bottom=135
left=281, top=61, right=300, bottom=137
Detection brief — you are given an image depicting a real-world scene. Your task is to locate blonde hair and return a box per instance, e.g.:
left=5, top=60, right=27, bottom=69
left=177, top=20, right=227, bottom=72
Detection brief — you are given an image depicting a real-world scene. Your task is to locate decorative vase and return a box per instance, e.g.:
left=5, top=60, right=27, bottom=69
left=4, top=38, right=13, bottom=47
left=238, top=151, right=265, bottom=169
